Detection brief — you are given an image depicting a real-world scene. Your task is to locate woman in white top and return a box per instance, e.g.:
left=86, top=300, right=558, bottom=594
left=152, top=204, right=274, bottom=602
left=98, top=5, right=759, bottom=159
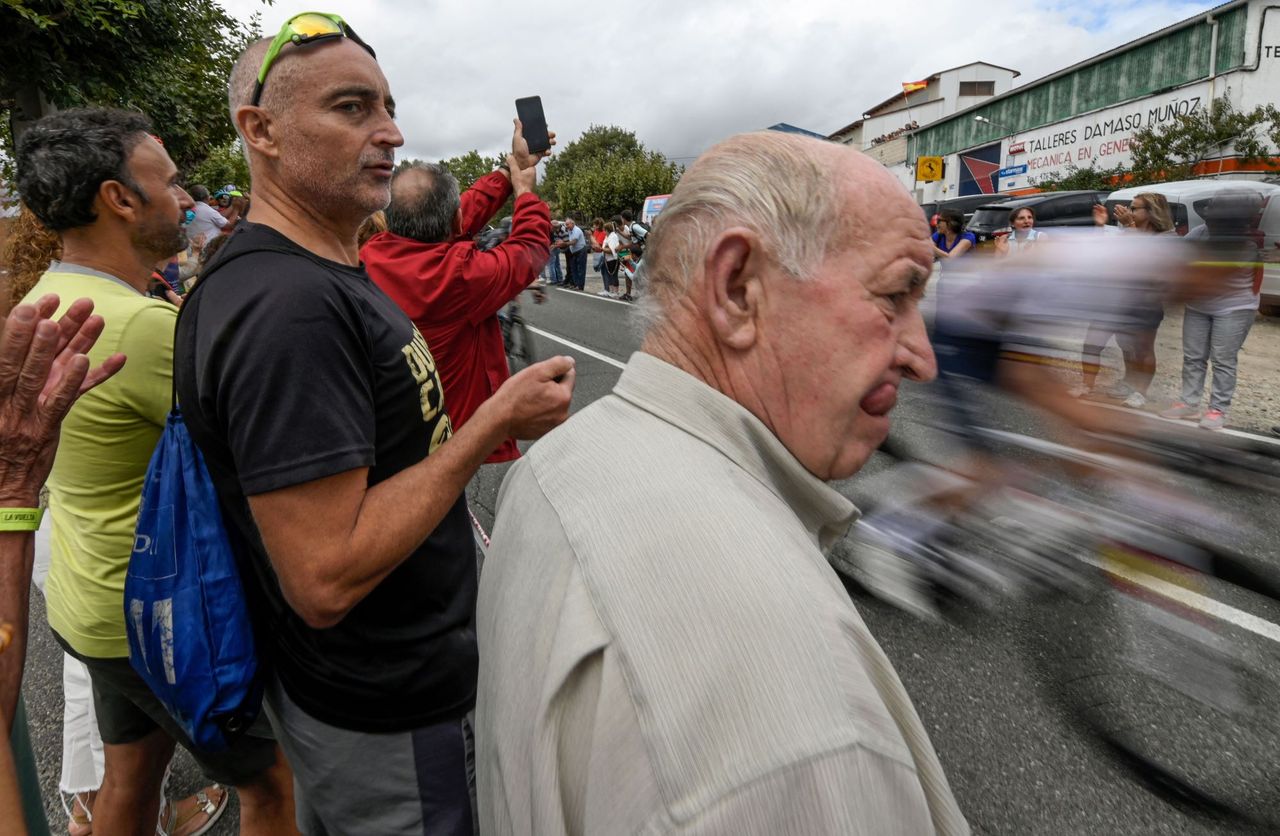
left=994, top=206, right=1044, bottom=256
left=599, top=222, right=622, bottom=298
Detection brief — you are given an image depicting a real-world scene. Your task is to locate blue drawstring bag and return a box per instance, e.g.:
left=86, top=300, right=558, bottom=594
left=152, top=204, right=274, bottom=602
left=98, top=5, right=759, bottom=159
left=123, top=246, right=282, bottom=752
left=126, top=410, right=262, bottom=751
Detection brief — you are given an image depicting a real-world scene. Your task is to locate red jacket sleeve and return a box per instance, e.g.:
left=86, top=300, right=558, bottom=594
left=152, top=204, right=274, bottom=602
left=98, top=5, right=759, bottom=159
left=460, top=193, right=551, bottom=325
left=455, top=171, right=514, bottom=240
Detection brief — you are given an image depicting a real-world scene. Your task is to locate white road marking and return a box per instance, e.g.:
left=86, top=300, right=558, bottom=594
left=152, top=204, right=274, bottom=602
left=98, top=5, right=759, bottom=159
left=1094, top=401, right=1280, bottom=449
left=974, top=426, right=1280, bottom=640
left=527, top=326, right=626, bottom=369
left=1080, top=552, right=1280, bottom=644
left=552, top=286, right=633, bottom=307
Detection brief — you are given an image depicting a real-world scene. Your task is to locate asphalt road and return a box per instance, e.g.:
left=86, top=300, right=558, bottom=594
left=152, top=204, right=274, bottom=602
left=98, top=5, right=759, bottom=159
left=21, top=277, right=1280, bottom=834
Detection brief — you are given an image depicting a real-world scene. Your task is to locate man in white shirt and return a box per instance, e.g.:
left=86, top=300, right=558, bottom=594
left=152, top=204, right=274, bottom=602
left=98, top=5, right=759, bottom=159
left=184, top=184, right=227, bottom=248
left=476, top=131, right=968, bottom=835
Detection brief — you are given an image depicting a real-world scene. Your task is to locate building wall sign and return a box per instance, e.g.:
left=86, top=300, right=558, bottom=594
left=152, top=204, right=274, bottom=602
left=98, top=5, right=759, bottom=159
left=959, top=143, right=1002, bottom=195
left=997, top=81, right=1210, bottom=189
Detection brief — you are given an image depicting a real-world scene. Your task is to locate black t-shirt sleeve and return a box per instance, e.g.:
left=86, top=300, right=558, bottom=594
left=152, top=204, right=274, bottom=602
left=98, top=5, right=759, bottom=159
left=200, top=255, right=376, bottom=495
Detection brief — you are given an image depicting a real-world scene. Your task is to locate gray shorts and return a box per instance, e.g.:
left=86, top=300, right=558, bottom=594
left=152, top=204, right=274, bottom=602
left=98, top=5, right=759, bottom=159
left=263, top=677, right=476, bottom=836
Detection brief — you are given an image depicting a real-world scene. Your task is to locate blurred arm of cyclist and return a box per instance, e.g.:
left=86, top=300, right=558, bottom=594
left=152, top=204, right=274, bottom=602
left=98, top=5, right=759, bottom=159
left=1000, top=360, right=1118, bottom=439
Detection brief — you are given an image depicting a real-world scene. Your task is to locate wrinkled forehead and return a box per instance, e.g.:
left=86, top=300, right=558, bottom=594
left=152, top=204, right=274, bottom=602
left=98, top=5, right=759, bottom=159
left=835, top=159, right=932, bottom=261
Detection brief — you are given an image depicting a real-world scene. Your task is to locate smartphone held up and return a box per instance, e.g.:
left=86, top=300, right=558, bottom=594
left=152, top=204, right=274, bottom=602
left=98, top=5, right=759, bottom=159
left=515, top=96, right=551, bottom=155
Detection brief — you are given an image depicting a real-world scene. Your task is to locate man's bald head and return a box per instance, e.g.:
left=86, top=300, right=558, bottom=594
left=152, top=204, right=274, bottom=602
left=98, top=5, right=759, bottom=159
left=228, top=37, right=312, bottom=126
left=385, top=163, right=460, bottom=243
left=638, top=131, right=936, bottom=481
left=641, top=132, right=914, bottom=319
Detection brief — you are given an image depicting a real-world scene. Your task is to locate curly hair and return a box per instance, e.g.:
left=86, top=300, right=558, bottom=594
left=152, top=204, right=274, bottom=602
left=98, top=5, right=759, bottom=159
left=2, top=205, right=63, bottom=307
left=15, top=107, right=154, bottom=232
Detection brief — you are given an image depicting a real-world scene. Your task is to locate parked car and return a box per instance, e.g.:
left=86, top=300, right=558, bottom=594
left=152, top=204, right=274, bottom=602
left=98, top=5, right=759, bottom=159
left=965, top=190, right=1108, bottom=248
left=920, top=194, right=1011, bottom=232
left=1106, top=180, right=1280, bottom=314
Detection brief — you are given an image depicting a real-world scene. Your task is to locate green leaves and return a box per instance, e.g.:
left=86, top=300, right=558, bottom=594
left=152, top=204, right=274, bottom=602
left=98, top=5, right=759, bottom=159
left=540, top=125, right=681, bottom=220
left=185, top=139, right=250, bottom=192
left=1127, top=97, right=1280, bottom=183
left=1030, top=160, right=1128, bottom=192
left=440, top=150, right=504, bottom=191
left=2, top=0, right=267, bottom=178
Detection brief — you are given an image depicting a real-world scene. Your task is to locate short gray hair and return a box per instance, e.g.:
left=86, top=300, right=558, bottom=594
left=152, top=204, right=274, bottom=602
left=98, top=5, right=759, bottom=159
left=228, top=37, right=307, bottom=144
left=641, top=132, right=844, bottom=317
left=385, top=163, right=460, bottom=243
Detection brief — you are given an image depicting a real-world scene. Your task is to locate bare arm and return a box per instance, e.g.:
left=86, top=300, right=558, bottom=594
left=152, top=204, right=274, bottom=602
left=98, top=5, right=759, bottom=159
left=0, top=711, right=25, bottom=835
left=0, top=296, right=124, bottom=729
left=934, top=238, right=972, bottom=259
left=248, top=356, right=576, bottom=629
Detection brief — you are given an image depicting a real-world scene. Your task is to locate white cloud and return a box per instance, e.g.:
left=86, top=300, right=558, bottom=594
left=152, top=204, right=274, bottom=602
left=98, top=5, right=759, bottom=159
left=215, top=0, right=1217, bottom=164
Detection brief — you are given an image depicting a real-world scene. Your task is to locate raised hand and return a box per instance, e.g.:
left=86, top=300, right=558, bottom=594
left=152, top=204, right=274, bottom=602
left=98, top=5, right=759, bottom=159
left=512, top=118, right=557, bottom=170
left=0, top=296, right=126, bottom=505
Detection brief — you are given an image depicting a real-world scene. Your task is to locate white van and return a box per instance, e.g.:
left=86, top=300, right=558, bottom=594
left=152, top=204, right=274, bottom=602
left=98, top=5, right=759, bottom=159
left=1106, top=180, right=1280, bottom=314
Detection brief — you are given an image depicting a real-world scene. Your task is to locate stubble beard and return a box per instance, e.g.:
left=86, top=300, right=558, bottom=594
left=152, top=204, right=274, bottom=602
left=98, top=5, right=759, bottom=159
left=133, top=218, right=189, bottom=262
left=285, top=140, right=392, bottom=226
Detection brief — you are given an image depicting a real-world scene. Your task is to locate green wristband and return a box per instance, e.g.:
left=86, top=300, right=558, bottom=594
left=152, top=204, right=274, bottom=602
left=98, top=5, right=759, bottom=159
left=0, top=508, right=43, bottom=531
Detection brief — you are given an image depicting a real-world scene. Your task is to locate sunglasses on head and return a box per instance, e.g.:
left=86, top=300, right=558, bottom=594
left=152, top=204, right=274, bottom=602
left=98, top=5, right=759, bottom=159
left=251, top=12, right=376, bottom=108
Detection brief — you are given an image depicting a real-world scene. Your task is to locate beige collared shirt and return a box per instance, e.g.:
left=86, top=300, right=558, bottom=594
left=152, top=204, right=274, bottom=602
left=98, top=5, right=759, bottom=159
left=476, top=352, right=968, bottom=835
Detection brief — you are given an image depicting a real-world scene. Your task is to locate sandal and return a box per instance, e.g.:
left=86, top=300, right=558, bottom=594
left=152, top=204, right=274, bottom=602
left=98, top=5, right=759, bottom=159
left=62, top=790, right=96, bottom=836
left=157, top=785, right=229, bottom=836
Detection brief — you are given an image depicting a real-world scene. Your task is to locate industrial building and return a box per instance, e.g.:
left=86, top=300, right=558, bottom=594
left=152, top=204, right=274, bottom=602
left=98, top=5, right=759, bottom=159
left=829, top=0, right=1280, bottom=201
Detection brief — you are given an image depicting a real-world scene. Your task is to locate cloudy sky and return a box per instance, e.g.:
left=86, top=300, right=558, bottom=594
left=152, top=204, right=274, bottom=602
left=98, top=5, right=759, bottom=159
left=217, top=0, right=1219, bottom=166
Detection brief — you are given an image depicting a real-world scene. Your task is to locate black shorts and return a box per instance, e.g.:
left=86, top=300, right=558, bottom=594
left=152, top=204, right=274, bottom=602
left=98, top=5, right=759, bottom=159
left=54, top=631, right=277, bottom=787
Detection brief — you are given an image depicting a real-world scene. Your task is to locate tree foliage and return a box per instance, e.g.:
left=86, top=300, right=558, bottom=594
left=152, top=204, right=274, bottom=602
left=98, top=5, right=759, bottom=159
left=1126, top=97, right=1280, bottom=183
left=1, top=0, right=266, bottom=178
left=1030, top=160, right=1128, bottom=192
left=185, top=139, right=251, bottom=192
left=542, top=125, right=681, bottom=220
left=440, top=150, right=503, bottom=191
left=1032, top=96, right=1280, bottom=191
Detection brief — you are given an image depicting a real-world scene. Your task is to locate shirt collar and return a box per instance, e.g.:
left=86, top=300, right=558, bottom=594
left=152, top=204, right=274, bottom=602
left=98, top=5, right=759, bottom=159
left=612, top=352, right=859, bottom=550
left=47, top=260, right=142, bottom=295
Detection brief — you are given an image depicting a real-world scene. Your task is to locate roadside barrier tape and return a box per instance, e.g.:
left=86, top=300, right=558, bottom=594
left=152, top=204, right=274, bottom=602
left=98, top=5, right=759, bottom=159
left=469, top=508, right=491, bottom=551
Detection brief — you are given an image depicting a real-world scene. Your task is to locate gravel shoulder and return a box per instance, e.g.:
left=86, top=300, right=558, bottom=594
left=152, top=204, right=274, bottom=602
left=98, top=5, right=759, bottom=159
left=1112, top=306, right=1278, bottom=433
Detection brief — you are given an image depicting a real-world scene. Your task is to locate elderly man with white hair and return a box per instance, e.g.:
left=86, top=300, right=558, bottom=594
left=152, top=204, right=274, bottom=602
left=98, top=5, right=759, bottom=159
left=475, top=131, right=968, bottom=835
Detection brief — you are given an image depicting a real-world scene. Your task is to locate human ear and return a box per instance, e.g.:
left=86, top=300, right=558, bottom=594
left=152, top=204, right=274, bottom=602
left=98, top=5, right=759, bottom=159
left=235, top=106, right=279, bottom=160
left=702, top=227, right=763, bottom=351
left=98, top=180, right=141, bottom=223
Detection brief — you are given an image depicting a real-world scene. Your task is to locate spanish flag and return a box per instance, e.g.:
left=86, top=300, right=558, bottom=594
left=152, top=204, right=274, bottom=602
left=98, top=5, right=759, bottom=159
left=902, top=80, right=929, bottom=94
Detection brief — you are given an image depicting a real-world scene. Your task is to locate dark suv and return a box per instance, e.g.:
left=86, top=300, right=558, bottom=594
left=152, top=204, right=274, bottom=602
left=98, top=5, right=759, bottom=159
left=966, top=190, right=1108, bottom=247
left=920, top=194, right=1011, bottom=232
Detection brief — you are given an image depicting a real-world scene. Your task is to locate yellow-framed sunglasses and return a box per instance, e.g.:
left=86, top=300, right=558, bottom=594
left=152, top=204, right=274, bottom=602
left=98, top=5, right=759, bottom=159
left=251, top=12, right=375, bottom=108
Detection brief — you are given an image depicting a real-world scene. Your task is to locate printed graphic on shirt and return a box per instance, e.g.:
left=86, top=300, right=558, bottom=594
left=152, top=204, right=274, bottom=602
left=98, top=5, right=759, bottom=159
left=401, top=329, right=453, bottom=452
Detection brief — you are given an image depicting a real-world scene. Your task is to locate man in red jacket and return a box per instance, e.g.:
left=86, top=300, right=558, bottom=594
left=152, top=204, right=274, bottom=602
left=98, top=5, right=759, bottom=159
left=363, top=131, right=551, bottom=463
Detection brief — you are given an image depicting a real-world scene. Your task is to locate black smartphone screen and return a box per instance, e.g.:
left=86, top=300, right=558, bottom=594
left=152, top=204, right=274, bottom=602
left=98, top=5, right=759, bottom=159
left=515, top=96, right=550, bottom=154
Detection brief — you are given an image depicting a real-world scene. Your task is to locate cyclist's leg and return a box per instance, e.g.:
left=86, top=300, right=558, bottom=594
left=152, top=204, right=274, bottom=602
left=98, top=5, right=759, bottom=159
left=1079, top=322, right=1114, bottom=393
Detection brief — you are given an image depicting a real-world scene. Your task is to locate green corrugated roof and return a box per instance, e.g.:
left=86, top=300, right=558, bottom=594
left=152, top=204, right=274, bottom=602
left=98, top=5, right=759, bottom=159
left=910, top=2, right=1251, bottom=159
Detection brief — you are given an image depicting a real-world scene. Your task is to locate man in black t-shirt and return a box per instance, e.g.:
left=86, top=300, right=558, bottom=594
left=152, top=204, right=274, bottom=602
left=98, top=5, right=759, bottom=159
left=175, top=23, right=574, bottom=835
